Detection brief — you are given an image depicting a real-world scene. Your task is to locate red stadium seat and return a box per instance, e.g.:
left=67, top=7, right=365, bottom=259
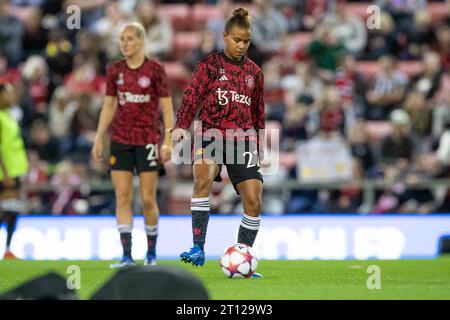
left=288, top=32, right=313, bottom=49
left=346, top=3, right=372, bottom=20
left=192, top=4, right=222, bottom=31
left=158, top=4, right=191, bottom=31
left=173, top=32, right=202, bottom=60
left=162, top=62, right=187, bottom=80
left=234, top=3, right=257, bottom=14
left=190, top=3, right=257, bottom=31
left=427, top=2, right=449, bottom=22
left=365, top=121, right=393, bottom=143
left=357, top=61, right=422, bottom=80
left=347, top=2, right=449, bottom=22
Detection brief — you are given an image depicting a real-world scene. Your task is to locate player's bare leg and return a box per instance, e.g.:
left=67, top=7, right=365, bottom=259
left=110, top=170, right=135, bottom=267
left=139, top=171, right=159, bottom=266
left=0, top=187, right=22, bottom=260
left=236, top=179, right=263, bottom=278
left=180, top=159, right=220, bottom=266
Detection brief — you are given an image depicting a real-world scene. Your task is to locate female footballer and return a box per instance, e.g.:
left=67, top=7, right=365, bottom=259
left=92, top=22, right=174, bottom=268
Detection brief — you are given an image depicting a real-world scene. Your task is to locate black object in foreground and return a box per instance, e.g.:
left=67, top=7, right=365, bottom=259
left=91, top=265, right=209, bottom=300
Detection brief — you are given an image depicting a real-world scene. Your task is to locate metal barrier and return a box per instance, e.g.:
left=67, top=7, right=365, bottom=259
left=21, top=178, right=450, bottom=213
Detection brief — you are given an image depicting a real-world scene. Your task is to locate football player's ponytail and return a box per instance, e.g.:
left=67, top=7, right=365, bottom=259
left=224, top=8, right=252, bottom=33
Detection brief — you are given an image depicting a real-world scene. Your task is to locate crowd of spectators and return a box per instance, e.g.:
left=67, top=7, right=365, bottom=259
left=1, top=0, right=450, bottom=215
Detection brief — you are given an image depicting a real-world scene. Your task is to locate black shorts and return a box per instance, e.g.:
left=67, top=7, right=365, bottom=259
left=110, top=141, right=161, bottom=174
left=193, top=139, right=263, bottom=192
left=0, top=178, right=21, bottom=193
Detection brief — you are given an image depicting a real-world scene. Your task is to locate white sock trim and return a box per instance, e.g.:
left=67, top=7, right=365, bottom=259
left=191, top=207, right=210, bottom=211
left=0, top=199, right=25, bottom=212
left=145, top=225, right=158, bottom=236
left=191, top=197, right=209, bottom=203
left=118, top=224, right=133, bottom=233
left=240, top=213, right=261, bottom=231
left=242, top=213, right=261, bottom=221
left=191, top=198, right=210, bottom=212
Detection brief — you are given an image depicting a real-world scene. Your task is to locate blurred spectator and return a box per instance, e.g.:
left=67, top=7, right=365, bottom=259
left=0, top=50, right=20, bottom=85
left=49, top=160, right=84, bottom=215
left=281, top=62, right=323, bottom=142
left=281, top=62, right=324, bottom=105
left=366, top=55, right=408, bottom=120
left=282, top=93, right=311, bottom=144
left=434, top=25, right=450, bottom=72
left=377, top=0, right=427, bottom=34
left=92, top=0, right=131, bottom=61
left=0, top=0, right=24, bottom=66
left=410, top=51, right=450, bottom=104
left=348, top=120, right=375, bottom=174
left=306, top=25, right=347, bottom=81
left=318, top=85, right=347, bottom=135
left=75, top=30, right=107, bottom=73
left=22, top=7, right=47, bottom=59
left=407, top=11, right=435, bottom=60
left=45, top=28, right=73, bottom=91
left=335, top=54, right=369, bottom=117
left=273, top=0, right=302, bottom=32
left=21, top=55, right=49, bottom=118
left=206, top=0, right=233, bottom=51
left=396, top=155, right=436, bottom=214
left=262, top=59, right=286, bottom=122
left=48, top=86, right=79, bottom=152
left=136, top=0, right=173, bottom=60
left=301, top=0, right=330, bottom=31
left=252, top=0, right=289, bottom=56
left=23, top=149, right=49, bottom=214
left=71, top=92, right=101, bottom=154
left=322, top=0, right=367, bottom=55
left=403, top=90, right=432, bottom=141
left=364, top=12, right=398, bottom=60
left=184, top=30, right=217, bottom=73
left=63, top=54, right=105, bottom=96
left=380, top=109, right=415, bottom=163
left=27, top=119, right=61, bottom=164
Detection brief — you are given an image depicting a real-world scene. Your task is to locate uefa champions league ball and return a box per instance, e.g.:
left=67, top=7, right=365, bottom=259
left=220, top=243, right=258, bottom=278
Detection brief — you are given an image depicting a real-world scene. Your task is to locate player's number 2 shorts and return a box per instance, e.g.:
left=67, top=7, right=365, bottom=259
left=193, top=139, right=264, bottom=191
left=110, top=141, right=160, bottom=173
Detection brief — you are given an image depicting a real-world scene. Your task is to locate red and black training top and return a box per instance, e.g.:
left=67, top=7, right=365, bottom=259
left=105, top=58, right=170, bottom=146
left=175, top=51, right=265, bottom=141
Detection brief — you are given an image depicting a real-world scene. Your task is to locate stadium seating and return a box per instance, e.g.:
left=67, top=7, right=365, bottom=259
left=158, top=3, right=191, bottom=31
left=356, top=60, right=423, bottom=79
left=173, top=31, right=202, bottom=60
left=192, top=4, right=223, bottom=31
left=365, top=121, right=393, bottom=143
left=288, top=32, right=313, bottom=50
left=346, top=3, right=372, bottom=20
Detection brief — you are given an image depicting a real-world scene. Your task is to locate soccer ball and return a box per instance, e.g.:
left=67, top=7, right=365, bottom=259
left=220, top=243, right=258, bottom=278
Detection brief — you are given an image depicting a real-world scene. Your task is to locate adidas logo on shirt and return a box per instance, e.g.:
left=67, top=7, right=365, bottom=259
left=219, top=75, right=228, bottom=81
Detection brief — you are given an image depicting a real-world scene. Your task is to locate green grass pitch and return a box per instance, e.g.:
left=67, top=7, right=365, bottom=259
left=0, top=258, right=449, bottom=300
